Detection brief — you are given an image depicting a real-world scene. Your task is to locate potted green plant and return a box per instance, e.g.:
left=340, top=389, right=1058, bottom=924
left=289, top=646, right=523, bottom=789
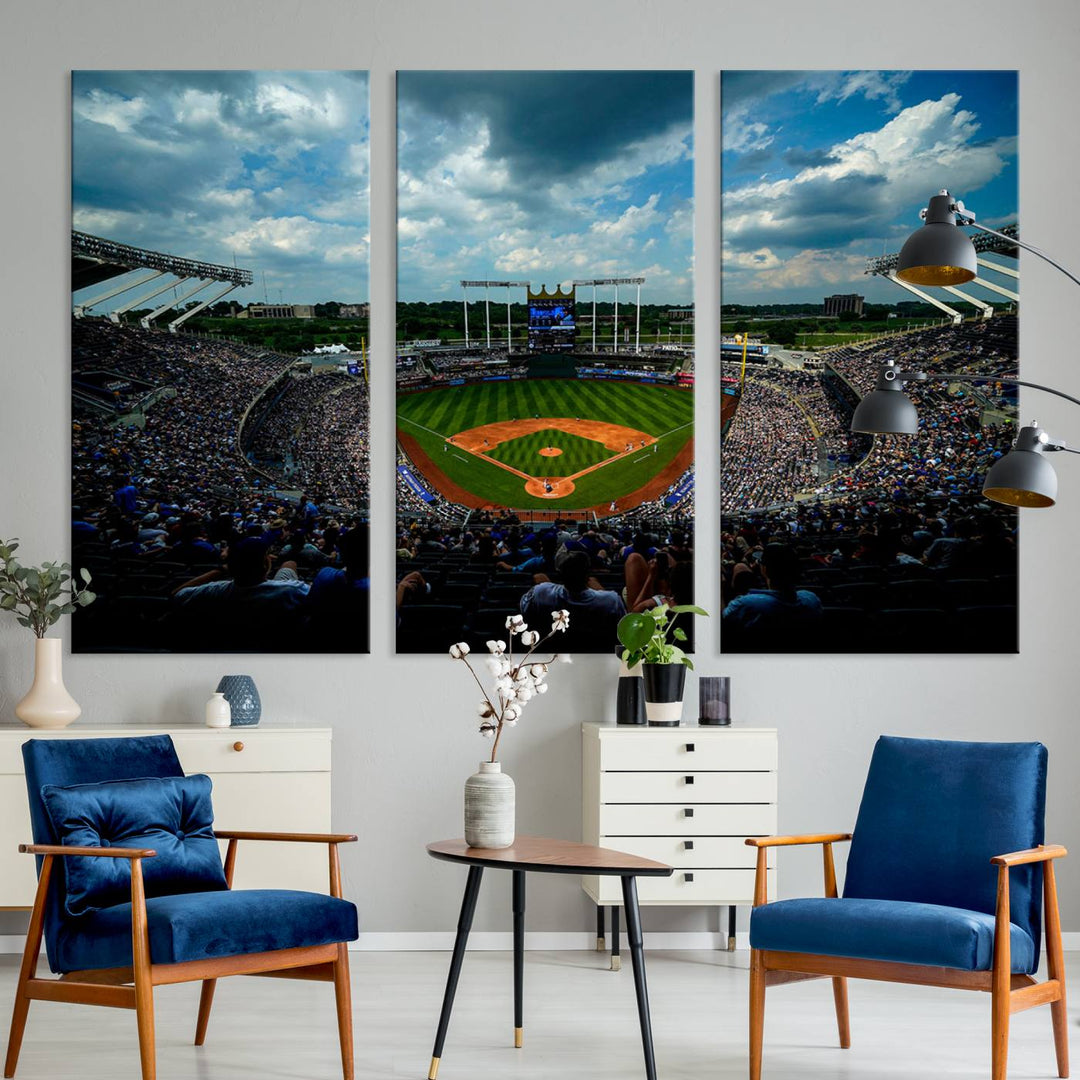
left=0, top=539, right=95, bottom=728
left=617, top=604, right=708, bottom=726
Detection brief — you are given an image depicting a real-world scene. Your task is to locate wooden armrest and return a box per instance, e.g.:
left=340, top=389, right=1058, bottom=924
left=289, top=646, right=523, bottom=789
left=213, top=830, right=358, bottom=844
left=746, top=833, right=852, bottom=849
left=991, top=844, right=1067, bottom=867
left=19, top=843, right=156, bottom=859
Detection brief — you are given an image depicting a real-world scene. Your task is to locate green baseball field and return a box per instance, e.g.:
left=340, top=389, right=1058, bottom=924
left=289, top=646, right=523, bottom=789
left=397, top=377, right=693, bottom=511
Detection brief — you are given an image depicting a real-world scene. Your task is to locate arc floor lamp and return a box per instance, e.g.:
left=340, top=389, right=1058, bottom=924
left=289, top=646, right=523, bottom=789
left=851, top=189, right=1080, bottom=508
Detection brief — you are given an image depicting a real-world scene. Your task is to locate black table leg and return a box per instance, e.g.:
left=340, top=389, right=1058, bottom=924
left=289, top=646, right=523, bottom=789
left=728, top=904, right=737, bottom=952
left=621, top=875, right=658, bottom=1080
left=429, top=865, right=483, bottom=1080
left=610, top=903, right=621, bottom=971
left=513, top=870, right=525, bottom=1049
left=596, top=903, right=606, bottom=951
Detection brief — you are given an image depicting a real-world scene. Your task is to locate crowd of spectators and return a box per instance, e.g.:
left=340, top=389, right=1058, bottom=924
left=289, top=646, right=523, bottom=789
left=247, top=373, right=369, bottom=513
left=395, top=514, right=696, bottom=653
left=71, top=318, right=369, bottom=652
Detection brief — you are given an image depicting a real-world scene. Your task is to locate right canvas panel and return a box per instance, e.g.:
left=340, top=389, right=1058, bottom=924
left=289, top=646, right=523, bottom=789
left=721, top=71, right=1019, bottom=653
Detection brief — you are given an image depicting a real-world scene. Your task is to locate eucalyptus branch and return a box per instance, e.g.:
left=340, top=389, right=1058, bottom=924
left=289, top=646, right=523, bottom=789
left=0, top=539, right=96, bottom=639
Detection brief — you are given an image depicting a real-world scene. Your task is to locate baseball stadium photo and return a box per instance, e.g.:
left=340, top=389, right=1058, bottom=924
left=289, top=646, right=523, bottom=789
left=70, top=71, right=371, bottom=653
left=721, top=70, right=1019, bottom=654
left=396, top=71, right=695, bottom=653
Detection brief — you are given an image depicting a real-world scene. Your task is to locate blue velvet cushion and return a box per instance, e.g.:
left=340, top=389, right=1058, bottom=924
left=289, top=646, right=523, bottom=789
left=53, top=889, right=359, bottom=972
left=750, top=897, right=1036, bottom=973
left=41, top=774, right=228, bottom=917
left=843, top=736, right=1046, bottom=956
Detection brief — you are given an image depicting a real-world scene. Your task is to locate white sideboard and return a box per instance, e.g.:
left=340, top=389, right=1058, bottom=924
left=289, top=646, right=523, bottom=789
left=582, top=722, right=777, bottom=958
left=0, top=725, right=333, bottom=907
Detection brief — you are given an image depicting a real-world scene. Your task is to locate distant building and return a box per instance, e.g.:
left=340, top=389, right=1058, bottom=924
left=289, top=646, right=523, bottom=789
left=667, top=307, right=694, bottom=321
left=337, top=303, right=370, bottom=319
left=236, top=304, right=315, bottom=319
left=823, top=294, right=864, bottom=317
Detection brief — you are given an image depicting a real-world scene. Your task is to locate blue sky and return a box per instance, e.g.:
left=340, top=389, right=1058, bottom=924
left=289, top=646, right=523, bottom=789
left=72, top=71, right=369, bottom=306
left=397, top=71, right=694, bottom=304
left=721, top=70, right=1018, bottom=305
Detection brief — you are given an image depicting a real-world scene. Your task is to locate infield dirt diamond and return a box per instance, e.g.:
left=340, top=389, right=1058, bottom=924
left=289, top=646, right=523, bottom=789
left=447, top=417, right=657, bottom=499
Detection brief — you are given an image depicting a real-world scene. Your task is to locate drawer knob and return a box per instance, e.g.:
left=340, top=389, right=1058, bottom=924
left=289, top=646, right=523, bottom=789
left=684, top=873, right=694, bottom=883
left=684, top=775, right=695, bottom=785
left=685, top=742, right=695, bottom=752
left=684, top=840, right=694, bottom=851
left=232, top=741, right=245, bottom=752
left=684, top=808, right=694, bottom=818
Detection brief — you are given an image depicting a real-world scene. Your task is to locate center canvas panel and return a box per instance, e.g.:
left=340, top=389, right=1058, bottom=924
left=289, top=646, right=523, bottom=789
left=395, top=71, right=695, bottom=654
left=720, top=70, right=1019, bottom=654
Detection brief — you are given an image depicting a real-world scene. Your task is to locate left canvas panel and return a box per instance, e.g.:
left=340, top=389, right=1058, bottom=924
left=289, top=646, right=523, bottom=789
left=71, top=71, right=371, bottom=653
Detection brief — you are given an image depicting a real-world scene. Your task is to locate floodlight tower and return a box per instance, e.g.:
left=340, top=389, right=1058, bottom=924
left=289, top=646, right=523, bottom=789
left=572, top=277, right=646, bottom=352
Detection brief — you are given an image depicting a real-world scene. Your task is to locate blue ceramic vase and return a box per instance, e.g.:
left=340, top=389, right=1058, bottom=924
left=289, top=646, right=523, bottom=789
left=216, top=675, right=261, bottom=727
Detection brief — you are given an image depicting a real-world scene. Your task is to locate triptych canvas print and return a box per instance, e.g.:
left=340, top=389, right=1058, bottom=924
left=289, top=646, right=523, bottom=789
left=68, top=68, right=1019, bottom=656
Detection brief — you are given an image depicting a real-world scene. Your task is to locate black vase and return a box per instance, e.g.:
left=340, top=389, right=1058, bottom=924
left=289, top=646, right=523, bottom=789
left=642, top=663, right=686, bottom=727
left=616, top=648, right=646, bottom=725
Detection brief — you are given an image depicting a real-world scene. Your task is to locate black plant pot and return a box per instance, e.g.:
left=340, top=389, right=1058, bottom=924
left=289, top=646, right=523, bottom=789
left=642, top=663, right=686, bottom=726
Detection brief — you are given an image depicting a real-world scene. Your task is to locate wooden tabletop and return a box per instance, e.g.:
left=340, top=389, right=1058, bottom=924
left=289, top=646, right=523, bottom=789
left=427, top=836, right=673, bottom=877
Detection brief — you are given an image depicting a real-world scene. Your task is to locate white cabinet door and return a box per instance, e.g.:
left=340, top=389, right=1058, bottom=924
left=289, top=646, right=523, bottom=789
left=209, top=772, right=332, bottom=893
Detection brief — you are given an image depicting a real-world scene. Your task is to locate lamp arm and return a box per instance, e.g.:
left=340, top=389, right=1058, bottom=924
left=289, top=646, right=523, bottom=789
left=966, top=221, right=1080, bottom=291
left=931, top=372, right=1080, bottom=413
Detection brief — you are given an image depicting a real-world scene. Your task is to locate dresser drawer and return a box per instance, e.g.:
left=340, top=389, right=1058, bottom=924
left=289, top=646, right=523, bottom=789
left=601, top=836, right=772, bottom=870
left=599, top=731, right=776, bottom=772
left=601, top=770, right=776, bottom=804
left=172, top=730, right=331, bottom=774
left=600, top=802, right=775, bottom=836
left=590, top=867, right=775, bottom=906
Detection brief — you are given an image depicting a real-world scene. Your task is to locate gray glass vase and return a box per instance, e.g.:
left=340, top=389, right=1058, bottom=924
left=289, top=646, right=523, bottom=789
left=216, top=675, right=261, bottom=727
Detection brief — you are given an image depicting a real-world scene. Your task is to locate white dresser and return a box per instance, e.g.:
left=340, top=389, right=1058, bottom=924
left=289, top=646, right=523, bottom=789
left=582, top=722, right=777, bottom=959
left=0, top=725, right=333, bottom=907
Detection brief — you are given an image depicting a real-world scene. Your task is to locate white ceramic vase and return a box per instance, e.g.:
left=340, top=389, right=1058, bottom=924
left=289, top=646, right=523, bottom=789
left=464, top=761, right=515, bottom=849
left=14, top=638, right=81, bottom=729
left=205, top=692, right=231, bottom=728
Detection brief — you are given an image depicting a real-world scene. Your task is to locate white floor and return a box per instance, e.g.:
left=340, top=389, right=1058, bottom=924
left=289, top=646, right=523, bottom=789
left=0, top=950, right=1075, bottom=1079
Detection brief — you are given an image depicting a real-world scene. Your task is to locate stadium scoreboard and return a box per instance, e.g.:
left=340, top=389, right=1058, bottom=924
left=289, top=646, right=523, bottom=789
left=527, top=285, right=576, bottom=352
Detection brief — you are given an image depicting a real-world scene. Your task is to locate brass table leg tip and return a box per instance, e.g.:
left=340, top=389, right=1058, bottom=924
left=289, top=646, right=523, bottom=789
left=727, top=936, right=737, bottom=952
left=595, top=937, right=605, bottom=951
left=428, top=1056, right=440, bottom=1079
left=610, top=956, right=622, bottom=972
left=514, top=1027, right=523, bottom=1048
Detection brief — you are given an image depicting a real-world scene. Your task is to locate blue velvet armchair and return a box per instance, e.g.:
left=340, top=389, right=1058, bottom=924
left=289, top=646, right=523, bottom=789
left=747, top=736, right=1068, bottom=1080
left=3, top=735, right=359, bottom=1080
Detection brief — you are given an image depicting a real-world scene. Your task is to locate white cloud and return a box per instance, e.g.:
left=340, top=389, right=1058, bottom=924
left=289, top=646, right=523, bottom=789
left=590, top=194, right=661, bottom=239
left=73, top=89, right=149, bottom=133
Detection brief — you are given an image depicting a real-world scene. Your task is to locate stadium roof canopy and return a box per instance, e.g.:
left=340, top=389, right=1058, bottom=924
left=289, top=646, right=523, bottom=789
left=73, top=232, right=252, bottom=291
left=72, top=231, right=254, bottom=332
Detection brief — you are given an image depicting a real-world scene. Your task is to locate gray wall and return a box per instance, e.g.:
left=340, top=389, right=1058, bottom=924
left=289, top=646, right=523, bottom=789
left=2, top=0, right=1079, bottom=939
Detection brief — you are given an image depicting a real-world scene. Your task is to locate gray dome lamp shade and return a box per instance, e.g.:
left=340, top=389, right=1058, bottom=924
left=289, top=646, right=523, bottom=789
left=851, top=367, right=920, bottom=435
left=896, top=191, right=978, bottom=286
left=982, top=425, right=1059, bottom=508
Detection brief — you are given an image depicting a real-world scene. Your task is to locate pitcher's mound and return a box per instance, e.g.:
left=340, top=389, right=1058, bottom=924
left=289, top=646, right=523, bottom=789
left=525, top=477, right=575, bottom=499
left=538, top=447, right=562, bottom=458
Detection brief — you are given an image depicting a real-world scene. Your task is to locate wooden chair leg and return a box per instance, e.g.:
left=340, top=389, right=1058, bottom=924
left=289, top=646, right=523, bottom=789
left=194, top=979, right=216, bottom=1046
left=831, top=977, right=851, bottom=1049
left=1044, top=861, right=1069, bottom=1079
left=991, top=865, right=1011, bottom=1080
left=333, top=943, right=354, bottom=1080
left=131, top=860, right=156, bottom=1080
left=749, top=948, right=766, bottom=1080
left=4, top=856, right=52, bottom=1079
